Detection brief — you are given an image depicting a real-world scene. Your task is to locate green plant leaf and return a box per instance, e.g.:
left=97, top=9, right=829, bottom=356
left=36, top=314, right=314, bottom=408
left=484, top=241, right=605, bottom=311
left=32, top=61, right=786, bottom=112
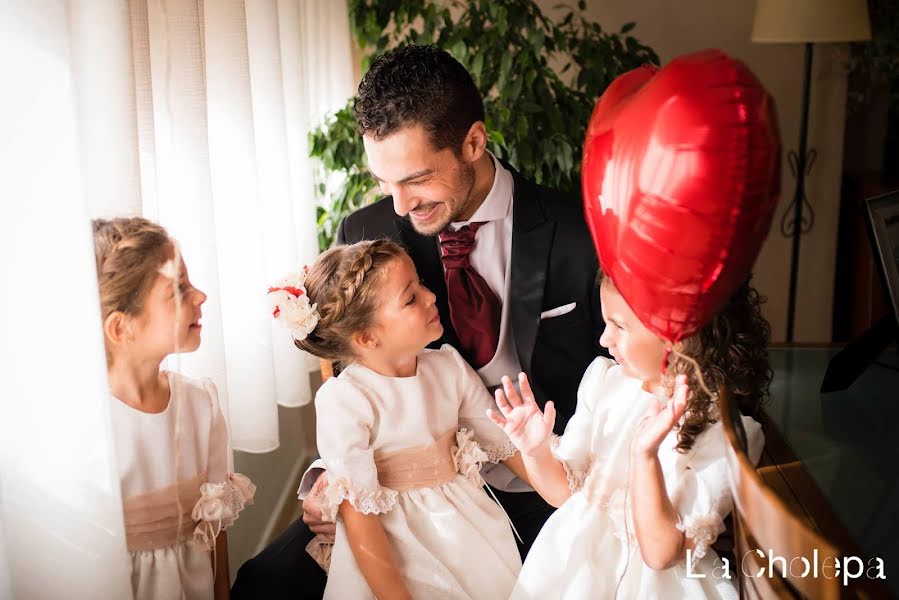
left=451, top=40, right=467, bottom=61
left=528, top=27, right=545, bottom=50
left=498, top=51, right=513, bottom=89
left=471, top=52, right=485, bottom=81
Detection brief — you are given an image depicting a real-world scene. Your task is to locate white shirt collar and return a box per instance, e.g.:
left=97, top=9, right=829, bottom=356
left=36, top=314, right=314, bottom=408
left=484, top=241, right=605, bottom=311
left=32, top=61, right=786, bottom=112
left=452, top=153, right=512, bottom=228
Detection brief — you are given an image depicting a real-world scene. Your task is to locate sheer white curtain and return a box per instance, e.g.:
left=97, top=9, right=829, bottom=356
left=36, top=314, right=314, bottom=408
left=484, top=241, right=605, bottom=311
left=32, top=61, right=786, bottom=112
left=0, top=3, right=133, bottom=597
left=94, top=0, right=354, bottom=452
left=0, top=0, right=354, bottom=594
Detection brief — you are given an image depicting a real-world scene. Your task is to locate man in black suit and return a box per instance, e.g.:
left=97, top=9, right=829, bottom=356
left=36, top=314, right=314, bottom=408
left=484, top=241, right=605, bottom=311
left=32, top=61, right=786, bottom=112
left=233, top=44, right=605, bottom=599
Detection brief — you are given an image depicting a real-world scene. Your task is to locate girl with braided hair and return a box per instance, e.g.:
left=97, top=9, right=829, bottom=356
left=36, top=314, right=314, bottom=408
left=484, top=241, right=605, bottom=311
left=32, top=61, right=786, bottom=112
left=268, top=239, right=525, bottom=600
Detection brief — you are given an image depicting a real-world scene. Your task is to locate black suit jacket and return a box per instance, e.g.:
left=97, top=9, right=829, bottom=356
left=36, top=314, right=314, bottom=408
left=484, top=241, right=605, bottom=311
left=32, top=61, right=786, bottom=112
left=336, top=161, right=607, bottom=432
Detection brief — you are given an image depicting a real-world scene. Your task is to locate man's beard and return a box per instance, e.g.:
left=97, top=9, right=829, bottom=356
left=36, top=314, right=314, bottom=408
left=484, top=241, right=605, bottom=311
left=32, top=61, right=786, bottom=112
left=409, top=161, right=477, bottom=236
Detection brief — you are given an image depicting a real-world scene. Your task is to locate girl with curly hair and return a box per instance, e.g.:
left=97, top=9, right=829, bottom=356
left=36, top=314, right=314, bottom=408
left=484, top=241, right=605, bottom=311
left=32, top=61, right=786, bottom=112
left=491, top=271, right=771, bottom=599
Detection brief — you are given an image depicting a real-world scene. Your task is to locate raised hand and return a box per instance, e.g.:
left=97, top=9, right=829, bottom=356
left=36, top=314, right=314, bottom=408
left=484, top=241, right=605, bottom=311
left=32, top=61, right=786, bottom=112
left=487, top=372, right=556, bottom=456
left=632, top=374, right=689, bottom=458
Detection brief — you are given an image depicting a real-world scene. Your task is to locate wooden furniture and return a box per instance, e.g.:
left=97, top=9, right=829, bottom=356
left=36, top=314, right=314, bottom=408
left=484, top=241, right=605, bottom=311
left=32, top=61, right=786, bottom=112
left=320, top=358, right=334, bottom=383
left=723, top=346, right=897, bottom=598
left=722, top=388, right=841, bottom=599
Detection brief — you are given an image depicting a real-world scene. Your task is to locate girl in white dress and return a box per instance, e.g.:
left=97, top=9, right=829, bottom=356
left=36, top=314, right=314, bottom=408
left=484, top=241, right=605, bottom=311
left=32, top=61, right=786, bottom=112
left=93, top=218, right=255, bottom=600
left=489, top=273, right=770, bottom=599
left=267, top=240, right=524, bottom=600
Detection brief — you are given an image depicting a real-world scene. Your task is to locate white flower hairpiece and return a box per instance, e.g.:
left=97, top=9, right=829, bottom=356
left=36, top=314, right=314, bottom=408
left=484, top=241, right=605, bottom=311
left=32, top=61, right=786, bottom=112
left=268, top=267, right=319, bottom=342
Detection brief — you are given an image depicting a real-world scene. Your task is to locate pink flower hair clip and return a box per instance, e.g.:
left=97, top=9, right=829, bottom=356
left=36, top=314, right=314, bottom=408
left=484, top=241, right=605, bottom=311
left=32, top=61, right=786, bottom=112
left=267, top=266, right=319, bottom=341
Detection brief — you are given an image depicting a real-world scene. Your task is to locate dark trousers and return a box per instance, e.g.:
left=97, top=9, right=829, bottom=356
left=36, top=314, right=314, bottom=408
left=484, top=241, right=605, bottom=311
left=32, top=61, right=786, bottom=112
left=488, top=487, right=556, bottom=558
left=231, top=515, right=326, bottom=600
left=231, top=488, right=554, bottom=599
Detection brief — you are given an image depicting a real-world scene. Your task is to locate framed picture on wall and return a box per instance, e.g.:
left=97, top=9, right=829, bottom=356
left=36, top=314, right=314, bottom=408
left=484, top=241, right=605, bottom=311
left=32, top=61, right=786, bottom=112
left=821, top=190, right=899, bottom=392
left=867, top=191, right=899, bottom=327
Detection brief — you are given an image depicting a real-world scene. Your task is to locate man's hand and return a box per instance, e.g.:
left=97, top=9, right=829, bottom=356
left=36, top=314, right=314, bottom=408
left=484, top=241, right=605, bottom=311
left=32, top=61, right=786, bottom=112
left=302, top=471, right=336, bottom=541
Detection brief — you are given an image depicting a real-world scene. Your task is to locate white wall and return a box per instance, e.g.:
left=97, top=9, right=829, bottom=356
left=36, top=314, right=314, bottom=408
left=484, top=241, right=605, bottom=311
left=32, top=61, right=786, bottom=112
left=543, top=0, right=850, bottom=342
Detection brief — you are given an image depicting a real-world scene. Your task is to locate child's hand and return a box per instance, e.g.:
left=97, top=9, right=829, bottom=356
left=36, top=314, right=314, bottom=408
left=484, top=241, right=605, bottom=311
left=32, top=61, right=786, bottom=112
left=632, top=374, right=689, bottom=458
left=487, top=373, right=556, bottom=457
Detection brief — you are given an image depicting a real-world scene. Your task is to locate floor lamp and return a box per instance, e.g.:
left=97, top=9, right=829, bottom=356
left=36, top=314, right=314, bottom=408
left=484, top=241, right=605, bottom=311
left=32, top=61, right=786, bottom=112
left=751, top=0, right=871, bottom=342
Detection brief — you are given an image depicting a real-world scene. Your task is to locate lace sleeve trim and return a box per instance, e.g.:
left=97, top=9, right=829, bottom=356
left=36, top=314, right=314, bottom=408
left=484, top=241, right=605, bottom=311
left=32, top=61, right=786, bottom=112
left=192, top=472, right=256, bottom=550
left=321, top=477, right=398, bottom=522
left=481, top=439, right=518, bottom=463
left=306, top=534, right=333, bottom=573
left=676, top=513, right=725, bottom=567
left=550, top=435, right=586, bottom=493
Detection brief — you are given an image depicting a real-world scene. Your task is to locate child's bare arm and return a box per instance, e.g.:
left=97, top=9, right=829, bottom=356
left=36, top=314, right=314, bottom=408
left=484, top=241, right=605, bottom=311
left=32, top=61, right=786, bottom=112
left=629, top=375, right=691, bottom=570
left=512, top=444, right=573, bottom=507
left=339, top=502, right=412, bottom=600
left=629, top=453, right=694, bottom=569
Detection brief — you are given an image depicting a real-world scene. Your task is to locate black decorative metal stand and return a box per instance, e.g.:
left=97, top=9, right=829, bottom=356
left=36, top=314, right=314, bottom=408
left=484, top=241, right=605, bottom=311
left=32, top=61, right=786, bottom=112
left=784, top=43, right=817, bottom=343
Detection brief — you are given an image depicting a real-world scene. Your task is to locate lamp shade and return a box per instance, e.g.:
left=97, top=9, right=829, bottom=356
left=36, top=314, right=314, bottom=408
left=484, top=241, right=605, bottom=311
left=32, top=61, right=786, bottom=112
left=752, top=0, right=871, bottom=43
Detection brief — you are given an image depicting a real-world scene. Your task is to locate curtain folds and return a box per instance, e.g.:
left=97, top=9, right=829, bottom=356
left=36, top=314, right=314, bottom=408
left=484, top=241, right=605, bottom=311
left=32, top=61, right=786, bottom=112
left=1, top=0, right=355, bottom=595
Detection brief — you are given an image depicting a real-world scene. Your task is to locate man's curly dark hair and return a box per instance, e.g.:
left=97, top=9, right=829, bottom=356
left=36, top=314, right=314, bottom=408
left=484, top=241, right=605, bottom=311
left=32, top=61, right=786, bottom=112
left=353, top=45, right=485, bottom=153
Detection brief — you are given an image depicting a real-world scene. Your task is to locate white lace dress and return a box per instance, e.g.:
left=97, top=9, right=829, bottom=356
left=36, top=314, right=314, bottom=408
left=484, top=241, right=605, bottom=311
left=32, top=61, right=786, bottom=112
left=111, top=372, right=255, bottom=600
left=316, top=345, right=522, bottom=600
left=511, top=357, right=764, bottom=600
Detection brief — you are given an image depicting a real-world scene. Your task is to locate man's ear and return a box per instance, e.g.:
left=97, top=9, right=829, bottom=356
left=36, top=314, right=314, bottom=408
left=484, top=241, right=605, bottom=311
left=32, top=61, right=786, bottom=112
left=461, top=121, right=488, bottom=163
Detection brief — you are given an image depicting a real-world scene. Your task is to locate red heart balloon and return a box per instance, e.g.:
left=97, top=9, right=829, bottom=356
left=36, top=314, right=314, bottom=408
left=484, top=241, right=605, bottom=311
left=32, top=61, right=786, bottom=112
left=582, top=49, right=781, bottom=342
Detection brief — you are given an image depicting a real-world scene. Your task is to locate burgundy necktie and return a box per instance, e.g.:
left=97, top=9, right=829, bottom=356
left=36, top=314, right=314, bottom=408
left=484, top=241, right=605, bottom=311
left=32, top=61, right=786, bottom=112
left=438, top=222, right=501, bottom=369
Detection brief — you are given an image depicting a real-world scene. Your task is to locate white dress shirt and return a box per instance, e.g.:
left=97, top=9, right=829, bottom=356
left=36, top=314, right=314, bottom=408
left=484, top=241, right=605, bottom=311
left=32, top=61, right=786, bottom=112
left=447, top=153, right=522, bottom=390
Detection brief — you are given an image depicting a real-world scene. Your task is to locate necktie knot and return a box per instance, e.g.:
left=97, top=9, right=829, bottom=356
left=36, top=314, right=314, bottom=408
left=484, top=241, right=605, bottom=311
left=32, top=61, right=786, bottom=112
left=439, top=222, right=484, bottom=268
left=436, top=221, right=500, bottom=369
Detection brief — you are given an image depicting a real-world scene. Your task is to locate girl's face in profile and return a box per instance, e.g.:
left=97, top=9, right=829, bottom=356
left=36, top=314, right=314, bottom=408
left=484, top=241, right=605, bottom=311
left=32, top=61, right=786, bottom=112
left=367, top=253, right=443, bottom=358
left=598, top=277, right=667, bottom=387
left=129, top=248, right=207, bottom=357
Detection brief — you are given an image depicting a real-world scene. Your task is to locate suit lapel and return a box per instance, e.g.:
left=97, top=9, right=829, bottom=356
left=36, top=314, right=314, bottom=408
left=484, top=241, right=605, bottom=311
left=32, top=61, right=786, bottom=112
left=395, top=217, right=461, bottom=349
left=507, top=164, right=554, bottom=374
